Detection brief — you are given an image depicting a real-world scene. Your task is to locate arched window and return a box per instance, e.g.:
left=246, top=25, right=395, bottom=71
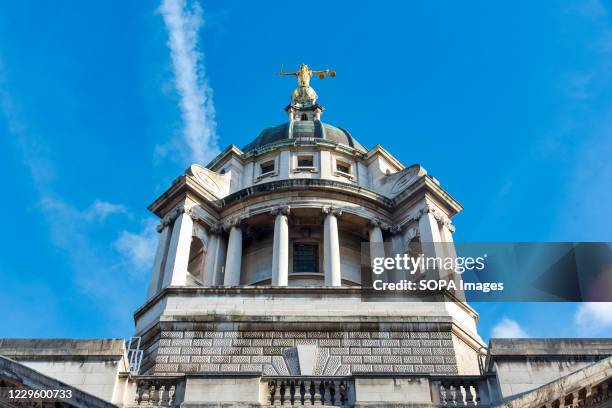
left=187, top=237, right=205, bottom=281
left=406, top=237, right=423, bottom=277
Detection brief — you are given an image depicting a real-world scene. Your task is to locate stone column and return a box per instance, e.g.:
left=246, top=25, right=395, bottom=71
left=389, top=226, right=405, bottom=281
left=193, top=223, right=209, bottom=283
left=146, top=223, right=172, bottom=299
left=271, top=207, right=290, bottom=286
left=203, top=229, right=219, bottom=286
left=418, top=204, right=451, bottom=284
left=418, top=205, right=442, bottom=245
left=418, top=204, right=442, bottom=281
left=440, top=220, right=457, bottom=259
left=162, top=209, right=194, bottom=288
left=215, top=235, right=228, bottom=285
left=368, top=221, right=386, bottom=267
left=323, top=207, right=342, bottom=287
left=440, top=219, right=465, bottom=301
left=389, top=227, right=405, bottom=256
left=224, top=220, right=243, bottom=286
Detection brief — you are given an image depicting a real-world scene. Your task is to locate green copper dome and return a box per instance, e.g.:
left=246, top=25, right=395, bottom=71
left=243, top=120, right=366, bottom=153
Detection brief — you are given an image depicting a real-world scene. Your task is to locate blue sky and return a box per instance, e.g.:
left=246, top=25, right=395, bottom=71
left=0, top=0, right=611, bottom=340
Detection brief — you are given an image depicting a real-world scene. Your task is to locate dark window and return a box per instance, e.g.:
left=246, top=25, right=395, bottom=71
left=293, top=243, right=319, bottom=273
left=336, top=161, right=351, bottom=174
left=297, top=156, right=314, bottom=167
left=301, top=114, right=308, bottom=121
left=260, top=161, right=275, bottom=174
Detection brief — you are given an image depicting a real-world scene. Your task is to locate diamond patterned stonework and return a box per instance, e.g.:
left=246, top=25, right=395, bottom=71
left=146, top=329, right=459, bottom=376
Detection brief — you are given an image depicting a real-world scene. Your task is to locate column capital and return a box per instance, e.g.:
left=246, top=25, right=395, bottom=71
left=416, top=203, right=451, bottom=227
left=368, top=218, right=382, bottom=228
left=389, top=224, right=403, bottom=234
left=417, top=203, right=437, bottom=219
left=322, top=206, right=343, bottom=218
left=157, top=205, right=193, bottom=232
left=368, top=218, right=392, bottom=231
left=444, top=219, right=455, bottom=233
left=209, top=224, right=224, bottom=235
left=270, top=206, right=291, bottom=216
left=223, top=215, right=246, bottom=231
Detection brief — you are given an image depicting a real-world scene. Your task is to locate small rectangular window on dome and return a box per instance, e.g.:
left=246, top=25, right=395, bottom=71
left=260, top=160, right=275, bottom=175
left=297, top=155, right=314, bottom=168
left=336, top=161, right=351, bottom=174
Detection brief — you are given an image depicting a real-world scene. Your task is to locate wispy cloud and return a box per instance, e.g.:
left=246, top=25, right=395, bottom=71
left=86, top=199, right=129, bottom=221
left=491, top=318, right=529, bottom=338
left=159, top=0, right=219, bottom=164
left=575, top=303, right=612, bottom=335
left=37, top=197, right=135, bottom=307
left=1, top=60, right=151, bottom=334
left=114, top=219, right=158, bottom=274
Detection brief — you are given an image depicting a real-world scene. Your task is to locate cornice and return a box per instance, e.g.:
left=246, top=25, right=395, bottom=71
left=392, top=176, right=463, bottom=217
left=220, top=178, right=396, bottom=210
left=148, top=173, right=462, bottom=229
left=133, top=286, right=479, bottom=326
left=148, top=176, right=221, bottom=218
left=205, top=144, right=245, bottom=170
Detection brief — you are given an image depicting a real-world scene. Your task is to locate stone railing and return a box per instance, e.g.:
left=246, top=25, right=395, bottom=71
left=131, top=376, right=184, bottom=407
left=541, top=377, right=611, bottom=408
left=265, top=376, right=355, bottom=407
left=430, top=376, right=490, bottom=407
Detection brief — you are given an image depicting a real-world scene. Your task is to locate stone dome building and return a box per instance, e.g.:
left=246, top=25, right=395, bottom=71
left=1, top=67, right=611, bottom=408
left=133, top=71, right=485, bottom=405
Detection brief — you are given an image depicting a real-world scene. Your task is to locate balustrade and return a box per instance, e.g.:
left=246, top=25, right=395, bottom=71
left=540, top=377, right=612, bottom=408
left=132, top=377, right=182, bottom=407
left=432, top=377, right=489, bottom=407
left=266, top=377, right=353, bottom=407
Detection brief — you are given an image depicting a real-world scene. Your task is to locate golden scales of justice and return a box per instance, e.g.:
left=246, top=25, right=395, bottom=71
left=278, top=63, right=336, bottom=85
left=278, top=64, right=336, bottom=106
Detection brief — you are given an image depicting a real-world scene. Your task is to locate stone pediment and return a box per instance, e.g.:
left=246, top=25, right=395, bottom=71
left=372, top=164, right=427, bottom=198
left=186, top=164, right=232, bottom=199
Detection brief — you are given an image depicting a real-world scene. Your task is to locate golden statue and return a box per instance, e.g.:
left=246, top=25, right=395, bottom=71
left=278, top=63, right=336, bottom=87
left=278, top=64, right=336, bottom=106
